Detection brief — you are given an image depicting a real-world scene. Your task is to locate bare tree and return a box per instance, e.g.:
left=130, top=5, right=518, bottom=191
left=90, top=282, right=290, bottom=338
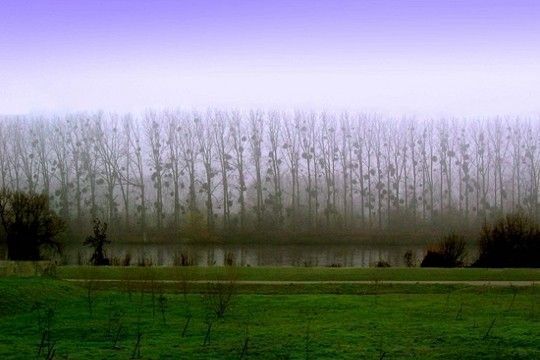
left=230, top=111, right=248, bottom=230
left=214, top=111, right=233, bottom=230
left=249, top=111, right=265, bottom=227
left=179, top=114, right=200, bottom=219
left=145, top=112, right=166, bottom=229
left=94, top=114, right=123, bottom=224
left=165, top=112, right=184, bottom=230
left=50, top=118, right=71, bottom=221
left=283, top=113, right=301, bottom=230
left=197, top=113, right=216, bottom=231
left=128, top=119, right=148, bottom=240
left=267, top=111, right=284, bottom=227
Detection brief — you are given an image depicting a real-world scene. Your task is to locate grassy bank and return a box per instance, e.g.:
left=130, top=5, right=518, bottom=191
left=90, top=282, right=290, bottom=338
left=0, top=277, right=538, bottom=359
left=57, top=266, right=540, bottom=282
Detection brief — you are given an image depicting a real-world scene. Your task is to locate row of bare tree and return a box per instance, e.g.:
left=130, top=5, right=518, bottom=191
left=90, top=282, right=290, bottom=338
left=1, top=111, right=539, bottom=241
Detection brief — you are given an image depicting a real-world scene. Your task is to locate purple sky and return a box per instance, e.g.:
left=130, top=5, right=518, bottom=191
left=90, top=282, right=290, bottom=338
left=1, top=0, right=540, bottom=116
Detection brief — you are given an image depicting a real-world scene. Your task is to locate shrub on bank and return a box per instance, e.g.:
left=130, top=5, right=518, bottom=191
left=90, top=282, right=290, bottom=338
left=472, top=213, right=540, bottom=268
left=421, top=234, right=467, bottom=267
left=374, top=260, right=391, bottom=268
left=403, top=250, right=416, bottom=267
left=0, top=189, right=64, bottom=260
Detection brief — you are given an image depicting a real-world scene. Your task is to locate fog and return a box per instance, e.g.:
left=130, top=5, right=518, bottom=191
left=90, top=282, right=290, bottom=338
left=0, top=111, right=538, bottom=245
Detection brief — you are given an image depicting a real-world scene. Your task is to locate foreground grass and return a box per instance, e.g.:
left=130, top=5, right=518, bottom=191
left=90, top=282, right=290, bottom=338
left=58, top=266, right=540, bottom=282
left=0, top=277, right=538, bottom=359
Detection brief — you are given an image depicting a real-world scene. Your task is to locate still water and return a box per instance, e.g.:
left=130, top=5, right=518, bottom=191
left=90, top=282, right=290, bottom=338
left=55, top=243, right=429, bottom=267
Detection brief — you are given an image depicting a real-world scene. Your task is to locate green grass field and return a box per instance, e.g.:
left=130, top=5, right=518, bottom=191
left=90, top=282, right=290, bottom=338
left=0, top=267, right=539, bottom=359
left=57, top=266, right=540, bottom=282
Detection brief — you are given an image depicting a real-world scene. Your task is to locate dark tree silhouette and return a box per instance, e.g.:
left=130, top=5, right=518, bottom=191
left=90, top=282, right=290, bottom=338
left=84, top=218, right=111, bottom=266
left=0, top=189, right=64, bottom=260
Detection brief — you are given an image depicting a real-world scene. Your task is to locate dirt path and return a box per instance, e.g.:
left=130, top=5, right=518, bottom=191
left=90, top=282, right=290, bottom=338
left=64, top=279, right=537, bottom=286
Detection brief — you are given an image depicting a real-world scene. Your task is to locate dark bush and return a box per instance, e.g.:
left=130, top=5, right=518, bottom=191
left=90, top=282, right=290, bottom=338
left=473, top=213, right=540, bottom=268
left=122, top=253, right=132, bottom=266
left=224, top=252, right=235, bottom=266
left=173, top=251, right=194, bottom=266
left=421, top=234, right=467, bottom=267
left=403, top=250, right=416, bottom=267
left=0, top=189, right=64, bottom=260
left=374, top=260, right=391, bottom=268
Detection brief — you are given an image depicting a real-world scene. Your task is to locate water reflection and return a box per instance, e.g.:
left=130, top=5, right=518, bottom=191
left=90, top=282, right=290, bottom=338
left=55, top=243, right=429, bottom=267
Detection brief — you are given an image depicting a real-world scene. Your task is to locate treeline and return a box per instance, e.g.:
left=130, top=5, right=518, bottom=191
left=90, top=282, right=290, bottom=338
left=0, top=111, right=539, bottom=243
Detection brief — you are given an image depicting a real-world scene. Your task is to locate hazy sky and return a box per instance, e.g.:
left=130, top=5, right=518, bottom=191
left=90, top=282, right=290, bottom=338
left=1, top=0, right=539, bottom=116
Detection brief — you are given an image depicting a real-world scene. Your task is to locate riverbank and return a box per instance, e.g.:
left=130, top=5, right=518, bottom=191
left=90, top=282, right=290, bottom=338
left=58, top=266, right=540, bottom=282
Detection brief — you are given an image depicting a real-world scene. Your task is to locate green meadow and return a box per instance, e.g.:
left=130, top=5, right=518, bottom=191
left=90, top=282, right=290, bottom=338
left=0, top=267, right=538, bottom=359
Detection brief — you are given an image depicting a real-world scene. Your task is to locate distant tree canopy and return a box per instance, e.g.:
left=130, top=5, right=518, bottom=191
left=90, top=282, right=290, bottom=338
left=0, top=112, right=539, bottom=242
left=0, top=189, right=64, bottom=260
